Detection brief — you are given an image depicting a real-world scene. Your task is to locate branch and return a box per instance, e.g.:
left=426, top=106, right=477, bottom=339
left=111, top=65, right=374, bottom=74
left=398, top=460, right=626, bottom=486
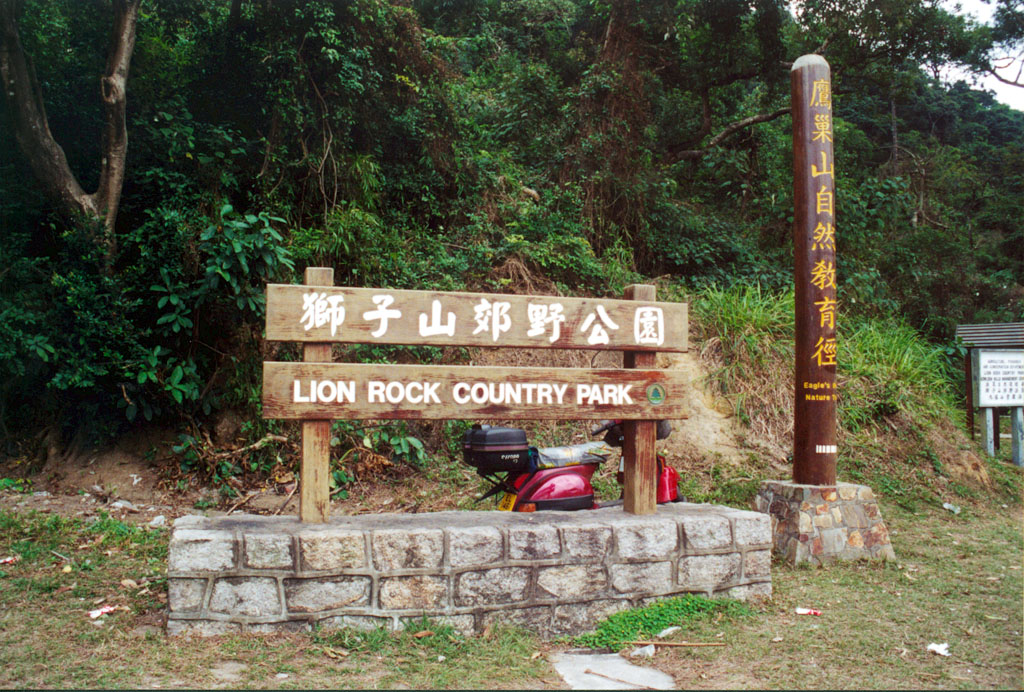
left=0, top=0, right=93, bottom=217
left=986, top=65, right=1023, bottom=87
left=0, top=0, right=140, bottom=270
left=670, top=107, right=791, bottom=162
left=92, top=0, right=141, bottom=265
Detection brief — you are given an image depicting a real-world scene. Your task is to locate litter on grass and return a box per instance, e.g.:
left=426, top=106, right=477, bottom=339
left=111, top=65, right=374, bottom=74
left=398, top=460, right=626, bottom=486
left=656, top=626, right=681, bottom=638
left=0, top=556, right=20, bottom=565
left=89, top=605, right=117, bottom=619
left=942, top=503, right=961, bottom=515
left=927, top=643, right=951, bottom=657
left=795, top=607, right=822, bottom=616
left=629, top=645, right=656, bottom=658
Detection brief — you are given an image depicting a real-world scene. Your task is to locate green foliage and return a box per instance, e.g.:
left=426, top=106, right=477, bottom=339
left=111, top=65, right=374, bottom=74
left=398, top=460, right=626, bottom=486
left=574, top=594, right=753, bottom=649
left=2, top=0, right=1021, bottom=466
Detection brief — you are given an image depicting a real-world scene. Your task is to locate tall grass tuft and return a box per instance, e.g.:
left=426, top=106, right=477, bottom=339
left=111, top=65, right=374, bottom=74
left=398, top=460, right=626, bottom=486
left=693, top=285, right=795, bottom=444
left=839, top=318, right=959, bottom=433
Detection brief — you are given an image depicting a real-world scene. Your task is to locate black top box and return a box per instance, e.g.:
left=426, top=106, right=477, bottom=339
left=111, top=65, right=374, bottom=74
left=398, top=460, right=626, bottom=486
left=462, top=426, right=531, bottom=473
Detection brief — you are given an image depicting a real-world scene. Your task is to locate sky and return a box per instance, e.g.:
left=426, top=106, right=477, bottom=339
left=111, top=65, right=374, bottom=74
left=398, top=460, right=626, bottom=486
left=942, top=0, right=1024, bottom=111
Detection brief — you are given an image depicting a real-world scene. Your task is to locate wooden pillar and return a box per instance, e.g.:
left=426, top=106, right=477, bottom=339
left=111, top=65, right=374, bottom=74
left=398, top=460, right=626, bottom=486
left=301, top=267, right=333, bottom=523
left=965, top=351, right=974, bottom=438
left=622, top=284, right=657, bottom=514
left=791, top=55, right=838, bottom=486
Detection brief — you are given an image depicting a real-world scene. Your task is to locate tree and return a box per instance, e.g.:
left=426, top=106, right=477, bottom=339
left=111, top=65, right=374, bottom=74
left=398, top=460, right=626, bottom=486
left=0, top=0, right=141, bottom=269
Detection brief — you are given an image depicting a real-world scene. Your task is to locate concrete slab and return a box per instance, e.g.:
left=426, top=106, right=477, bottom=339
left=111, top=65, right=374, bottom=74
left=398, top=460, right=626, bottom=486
left=549, top=653, right=675, bottom=690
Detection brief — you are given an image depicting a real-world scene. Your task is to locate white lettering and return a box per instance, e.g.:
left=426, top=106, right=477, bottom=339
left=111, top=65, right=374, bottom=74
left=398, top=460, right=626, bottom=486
left=537, top=383, right=553, bottom=405
left=367, top=381, right=386, bottom=403
left=293, top=380, right=310, bottom=403
left=362, top=294, right=401, bottom=337
left=337, top=381, right=356, bottom=403
left=317, top=380, right=337, bottom=403
left=453, top=382, right=470, bottom=404
left=385, top=381, right=405, bottom=404
left=423, top=382, right=441, bottom=404
left=419, top=300, right=456, bottom=337
left=552, top=383, right=568, bottom=404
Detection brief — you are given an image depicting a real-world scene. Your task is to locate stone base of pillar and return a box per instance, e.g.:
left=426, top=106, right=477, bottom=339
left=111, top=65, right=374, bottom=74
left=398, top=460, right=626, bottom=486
left=755, top=481, right=895, bottom=565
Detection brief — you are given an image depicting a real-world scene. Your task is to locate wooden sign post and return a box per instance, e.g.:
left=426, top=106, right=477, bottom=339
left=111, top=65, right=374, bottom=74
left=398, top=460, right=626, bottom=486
left=263, top=276, right=689, bottom=521
left=791, top=54, right=838, bottom=486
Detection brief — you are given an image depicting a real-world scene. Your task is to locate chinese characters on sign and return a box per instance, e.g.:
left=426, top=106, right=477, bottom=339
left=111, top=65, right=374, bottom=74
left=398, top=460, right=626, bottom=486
left=803, top=74, right=837, bottom=392
left=294, top=292, right=667, bottom=348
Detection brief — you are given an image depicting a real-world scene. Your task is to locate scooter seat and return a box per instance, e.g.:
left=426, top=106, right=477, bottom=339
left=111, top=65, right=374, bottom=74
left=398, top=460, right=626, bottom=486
left=532, top=441, right=615, bottom=470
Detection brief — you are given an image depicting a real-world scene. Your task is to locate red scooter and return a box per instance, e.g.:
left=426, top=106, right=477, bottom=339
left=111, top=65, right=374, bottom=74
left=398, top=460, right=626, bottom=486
left=463, top=420, right=680, bottom=512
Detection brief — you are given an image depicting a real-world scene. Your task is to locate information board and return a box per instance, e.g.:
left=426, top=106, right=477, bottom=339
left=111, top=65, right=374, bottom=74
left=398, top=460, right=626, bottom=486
left=972, top=349, right=1024, bottom=407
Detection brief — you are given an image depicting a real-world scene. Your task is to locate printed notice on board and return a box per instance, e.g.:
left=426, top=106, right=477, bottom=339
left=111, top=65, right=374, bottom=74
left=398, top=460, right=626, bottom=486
left=976, top=350, right=1024, bottom=407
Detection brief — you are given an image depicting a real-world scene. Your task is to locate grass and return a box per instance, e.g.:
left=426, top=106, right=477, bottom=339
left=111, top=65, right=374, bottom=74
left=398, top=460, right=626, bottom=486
left=2, top=495, right=1020, bottom=689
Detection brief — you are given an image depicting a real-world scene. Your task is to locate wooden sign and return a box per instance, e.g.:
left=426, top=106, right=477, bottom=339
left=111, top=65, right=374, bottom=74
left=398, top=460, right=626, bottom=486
left=262, top=362, right=688, bottom=420
left=265, top=285, right=688, bottom=352
left=791, top=54, right=838, bottom=486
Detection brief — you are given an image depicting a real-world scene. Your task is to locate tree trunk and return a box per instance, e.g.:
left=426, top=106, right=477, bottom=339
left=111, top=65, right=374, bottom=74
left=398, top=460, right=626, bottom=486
left=0, top=0, right=140, bottom=270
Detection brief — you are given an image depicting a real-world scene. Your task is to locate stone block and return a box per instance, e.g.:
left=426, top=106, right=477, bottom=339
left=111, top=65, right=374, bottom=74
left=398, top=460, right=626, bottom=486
left=379, top=576, right=448, bottom=610
left=284, top=577, right=371, bottom=612
left=168, top=529, right=235, bottom=572
left=610, top=561, right=672, bottom=594
left=857, top=486, right=875, bottom=502
left=831, top=507, right=843, bottom=524
left=168, top=578, right=207, bottom=612
left=536, top=565, right=607, bottom=599
left=167, top=619, right=241, bottom=636
left=373, top=529, right=444, bottom=570
left=678, top=554, right=740, bottom=588
left=615, top=519, right=678, bottom=560
left=723, top=582, right=772, bottom=600
left=479, top=606, right=552, bottom=633
left=820, top=528, right=848, bottom=555
left=798, top=511, right=812, bottom=533
left=455, top=567, right=530, bottom=606
left=448, top=526, right=503, bottom=567
left=743, top=550, right=771, bottom=578
left=838, top=484, right=857, bottom=501
left=209, top=577, right=281, bottom=617
left=299, top=531, right=366, bottom=571
left=847, top=530, right=864, bottom=548
left=509, top=525, right=560, bottom=560
left=813, top=514, right=833, bottom=529
left=551, top=599, right=630, bottom=636
left=243, top=621, right=311, bottom=633
left=561, top=525, right=612, bottom=561
left=733, top=514, right=769, bottom=547
left=681, top=515, right=731, bottom=550
left=319, top=614, right=394, bottom=631
left=245, top=534, right=293, bottom=569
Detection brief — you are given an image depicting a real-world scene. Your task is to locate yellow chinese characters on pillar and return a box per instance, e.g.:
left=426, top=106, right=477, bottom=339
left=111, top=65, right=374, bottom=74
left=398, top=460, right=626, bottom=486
left=811, top=151, right=834, bottom=179
left=815, top=186, right=833, bottom=216
left=812, top=336, right=837, bottom=367
left=813, top=113, right=833, bottom=142
left=812, top=222, right=835, bottom=251
left=810, top=261, right=836, bottom=290
left=809, top=79, right=832, bottom=109
left=815, top=296, right=837, bottom=329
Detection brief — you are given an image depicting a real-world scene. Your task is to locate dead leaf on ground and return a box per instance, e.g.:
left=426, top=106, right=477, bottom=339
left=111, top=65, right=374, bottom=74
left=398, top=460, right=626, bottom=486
left=413, top=630, right=434, bottom=639
left=121, top=578, right=139, bottom=589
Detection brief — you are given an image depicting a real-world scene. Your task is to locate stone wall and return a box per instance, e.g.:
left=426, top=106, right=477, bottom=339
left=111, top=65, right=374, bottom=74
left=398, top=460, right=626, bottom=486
left=167, top=504, right=772, bottom=638
left=756, top=480, right=895, bottom=564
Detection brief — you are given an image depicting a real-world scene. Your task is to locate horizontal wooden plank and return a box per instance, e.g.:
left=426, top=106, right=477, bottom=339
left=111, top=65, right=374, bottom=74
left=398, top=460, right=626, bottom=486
left=262, top=362, right=689, bottom=420
left=265, top=284, right=687, bottom=352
